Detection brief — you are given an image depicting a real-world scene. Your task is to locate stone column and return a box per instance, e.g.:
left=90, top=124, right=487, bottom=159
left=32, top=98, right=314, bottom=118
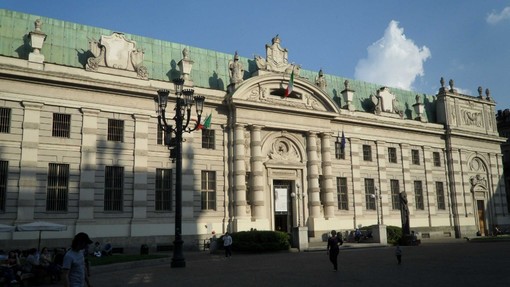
left=78, top=108, right=100, bottom=222
left=320, top=133, right=335, bottom=219
left=17, top=101, right=44, bottom=222
left=131, top=114, right=150, bottom=229
left=375, top=141, right=387, bottom=225
left=349, top=138, right=363, bottom=227
left=250, top=125, right=265, bottom=219
left=233, top=124, right=249, bottom=229
left=306, top=132, right=321, bottom=218
left=423, top=146, right=435, bottom=227
left=400, top=144, right=413, bottom=214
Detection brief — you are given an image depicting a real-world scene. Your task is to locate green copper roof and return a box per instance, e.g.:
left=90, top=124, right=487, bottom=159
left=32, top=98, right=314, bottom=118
left=0, top=9, right=435, bottom=121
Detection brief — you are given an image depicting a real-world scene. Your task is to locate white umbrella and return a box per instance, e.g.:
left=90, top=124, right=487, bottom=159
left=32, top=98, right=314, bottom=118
left=16, top=221, right=67, bottom=249
left=0, top=224, right=15, bottom=232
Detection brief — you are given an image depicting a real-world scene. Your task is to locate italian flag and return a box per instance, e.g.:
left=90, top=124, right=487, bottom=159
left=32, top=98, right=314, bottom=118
left=285, top=71, right=294, bottom=97
left=198, top=114, right=212, bottom=130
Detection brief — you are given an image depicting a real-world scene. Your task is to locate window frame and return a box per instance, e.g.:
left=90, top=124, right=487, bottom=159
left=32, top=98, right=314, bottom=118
left=104, top=166, right=124, bottom=212
left=364, top=178, right=376, bottom=210
left=436, top=181, right=446, bottom=210
left=46, top=163, right=69, bottom=212
left=335, top=141, right=345, bottom=159
left=362, top=145, right=372, bottom=161
left=433, top=152, right=441, bottom=167
left=0, top=161, right=8, bottom=212
left=388, top=147, right=397, bottom=163
left=155, top=168, right=172, bottom=211
left=107, top=119, right=124, bottom=142
left=201, top=170, right=216, bottom=210
left=52, top=113, right=71, bottom=138
left=201, top=128, right=215, bottom=149
left=411, top=149, right=420, bottom=165
left=414, top=180, right=424, bottom=210
left=0, top=107, right=11, bottom=133
left=390, top=179, right=400, bottom=210
left=337, top=177, right=349, bottom=210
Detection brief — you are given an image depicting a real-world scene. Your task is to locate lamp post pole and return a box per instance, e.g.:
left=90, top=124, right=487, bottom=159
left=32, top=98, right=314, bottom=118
left=155, top=78, right=205, bottom=268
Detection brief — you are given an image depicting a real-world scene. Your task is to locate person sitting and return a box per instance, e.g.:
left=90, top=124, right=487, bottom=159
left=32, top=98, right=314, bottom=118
left=93, top=241, right=102, bottom=257
left=102, top=243, right=112, bottom=256
left=0, top=250, right=19, bottom=285
left=40, top=247, right=60, bottom=283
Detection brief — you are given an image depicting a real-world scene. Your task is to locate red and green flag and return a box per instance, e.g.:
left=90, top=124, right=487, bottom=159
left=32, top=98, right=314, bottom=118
left=198, top=114, right=212, bottom=130
left=285, top=71, right=294, bottom=97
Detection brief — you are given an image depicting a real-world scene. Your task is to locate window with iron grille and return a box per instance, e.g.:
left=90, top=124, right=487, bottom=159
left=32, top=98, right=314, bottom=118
left=414, top=180, right=424, bottom=210
left=363, top=145, right=372, bottom=161
left=202, top=129, right=215, bottom=149
left=0, top=107, right=11, bottom=133
left=155, top=168, right=172, bottom=211
left=335, top=141, right=345, bottom=159
left=0, top=161, right=7, bottom=212
left=390, top=179, right=400, bottom=210
left=337, top=177, right=348, bottom=210
left=411, top=149, right=420, bottom=165
left=364, top=178, right=376, bottom=210
left=104, top=166, right=123, bottom=211
left=107, top=119, right=124, bottom=142
left=52, top=113, right=71, bottom=138
left=433, top=152, right=441, bottom=167
left=388, top=147, right=397, bottom=163
left=46, top=163, right=69, bottom=212
left=201, top=170, right=216, bottom=210
left=436, top=182, right=446, bottom=210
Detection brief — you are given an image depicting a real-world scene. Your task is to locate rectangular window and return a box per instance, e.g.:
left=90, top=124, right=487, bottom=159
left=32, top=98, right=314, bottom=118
left=105, top=166, right=123, bottom=211
left=363, top=145, right=372, bottom=161
left=414, top=180, right=424, bottom=210
left=436, top=182, right=446, bottom=210
left=412, top=149, right=420, bottom=165
left=335, top=141, right=345, bottom=159
left=157, top=123, right=164, bottom=145
left=52, top=113, right=71, bottom=138
left=107, top=119, right=124, bottom=142
left=390, top=179, right=400, bottom=210
left=337, top=177, right=348, bottom=210
left=388, top=147, right=397, bottom=163
left=433, top=152, right=441, bottom=167
left=201, top=171, right=216, bottom=210
left=202, top=129, right=215, bottom=149
left=364, top=178, right=376, bottom=210
left=0, top=161, right=7, bottom=212
left=0, top=107, right=11, bottom=133
left=155, top=168, right=172, bottom=211
left=46, top=163, right=69, bottom=212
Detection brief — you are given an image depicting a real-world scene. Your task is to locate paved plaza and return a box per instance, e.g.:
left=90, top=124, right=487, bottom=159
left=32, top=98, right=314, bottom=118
left=40, top=240, right=510, bottom=287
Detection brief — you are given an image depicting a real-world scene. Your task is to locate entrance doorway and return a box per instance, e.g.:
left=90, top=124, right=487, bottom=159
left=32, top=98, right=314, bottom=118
left=477, top=200, right=486, bottom=235
left=273, top=180, right=292, bottom=233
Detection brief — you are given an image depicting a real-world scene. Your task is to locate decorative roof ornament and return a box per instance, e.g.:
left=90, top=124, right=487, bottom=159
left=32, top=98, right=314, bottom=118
left=478, top=86, right=484, bottom=99
left=228, top=51, right=244, bottom=93
left=449, top=79, right=455, bottom=92
left=254, top=35, right=300, bottom=76
left=28, top=19, right=47, bottom=64
left=341, top=79, right=355, bottom=112
left=86, top=32, right=148, bottom=79
left=370, top=87, right=403, bottom=118
left=178, top=47, right=194, bottom=86
left=486, top=88, right=492, bottom=101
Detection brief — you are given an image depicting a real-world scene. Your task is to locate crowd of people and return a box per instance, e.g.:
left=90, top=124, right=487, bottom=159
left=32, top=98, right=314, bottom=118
left=0, top=246, right=65, bottom=286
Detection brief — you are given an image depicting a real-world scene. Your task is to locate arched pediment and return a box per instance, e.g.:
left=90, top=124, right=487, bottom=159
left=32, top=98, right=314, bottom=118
left=227, top=74, right=340, bottom=113
left=261, top=131, right=306, bottom=165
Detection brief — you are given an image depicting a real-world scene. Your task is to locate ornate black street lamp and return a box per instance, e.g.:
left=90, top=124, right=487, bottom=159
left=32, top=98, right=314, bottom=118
left=155, top=78, right=205, bottom=268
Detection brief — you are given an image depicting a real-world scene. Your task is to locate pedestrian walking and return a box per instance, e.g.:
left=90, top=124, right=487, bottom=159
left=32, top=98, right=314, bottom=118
left=223, top=232, right=233, bottom=258
left=327, top=230, right=342, bottom=271
left=62, top=232, right=93, bottom=287
left=395, top=245, right=402, bottom=265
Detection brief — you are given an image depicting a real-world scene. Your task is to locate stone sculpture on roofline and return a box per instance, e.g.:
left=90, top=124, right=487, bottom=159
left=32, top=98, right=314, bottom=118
left=254, top=34, right=301, bottom=76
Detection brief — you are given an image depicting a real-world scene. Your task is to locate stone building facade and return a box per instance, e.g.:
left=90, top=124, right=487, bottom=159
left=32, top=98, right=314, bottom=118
left=0, top=10, right=508, bottom=250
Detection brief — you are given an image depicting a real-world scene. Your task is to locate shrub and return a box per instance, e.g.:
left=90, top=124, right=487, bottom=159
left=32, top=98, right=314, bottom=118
left=386, top=225, right=403, bottom=245
left=218, top=230, right=290, bottom=253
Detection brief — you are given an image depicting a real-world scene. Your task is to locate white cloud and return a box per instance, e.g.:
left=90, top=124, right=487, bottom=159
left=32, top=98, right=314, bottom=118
left=487, top=7, right=510, bottom=24
left=354, top=20, right=431, bottom=91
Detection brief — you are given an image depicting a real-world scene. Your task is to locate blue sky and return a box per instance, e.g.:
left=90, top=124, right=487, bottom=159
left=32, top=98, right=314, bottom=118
left=2, top=1, right=510, bottom=110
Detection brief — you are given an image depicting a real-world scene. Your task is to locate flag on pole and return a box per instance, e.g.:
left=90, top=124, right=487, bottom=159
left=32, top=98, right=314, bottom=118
left=197, top=114, right=212, bottom=130
left=340, top=130, right=346, bottom=149
left=203, top=114, right=212, bottom=129
left=285, top=70, right=294, bottom=97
